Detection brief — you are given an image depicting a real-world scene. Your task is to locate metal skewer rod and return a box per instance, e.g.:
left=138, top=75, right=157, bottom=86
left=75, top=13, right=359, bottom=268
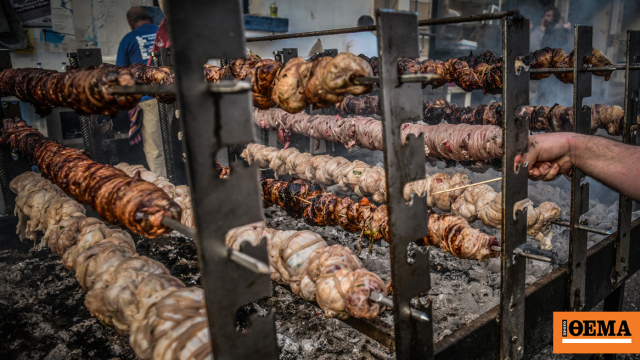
left=526, top=64, right=640, bottom=74
left=491, top=245, right=552, bottom=262
left=430, top=177, right=501, bottom=195
left=162, top=216, right=271, bottom=275
left=353, top=74, right=442, bottom=85
left=246, top=11, right=518, bottom=42
left=111, top=74, right=443, bottom=96
left=369, top=291, right=430, bottom=322
left=551, top=220, right=613, bottom=236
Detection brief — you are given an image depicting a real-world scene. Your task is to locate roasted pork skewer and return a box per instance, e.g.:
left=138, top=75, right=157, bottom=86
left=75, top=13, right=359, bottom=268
left=253, top=107, right=503, bottom=163
left=1, top=119, right=182, bottom=238
left=261, top=176, right=499, bottom=261
left=242, top=144, right=562, bottom=248
left=0, top=67, right=141, bottom=117
left=337, top=95, right=629, bottom=136
left=12, top=172, right=396, bottom=360
left=360, top=47, right=612, bottom=94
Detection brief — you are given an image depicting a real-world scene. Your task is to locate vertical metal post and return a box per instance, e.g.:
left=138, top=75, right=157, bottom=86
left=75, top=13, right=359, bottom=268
left=164, top=1, right=277, bottom=359
left=0, top=50, right=14, bottom=214
left=152, top=51, right=176, bottom=183
left=70, top=49, right=103, bottom=160
left=376, top=10, right=433, bottom=360
left=567, top=25, right=593, bottom=312
left=612, top=31, right=640, bottom=286
left=500, top=15, right=530, bottom=360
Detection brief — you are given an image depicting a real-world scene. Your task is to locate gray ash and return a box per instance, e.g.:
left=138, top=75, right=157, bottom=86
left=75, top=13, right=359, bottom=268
left=1, top=159, right=639, bottom=359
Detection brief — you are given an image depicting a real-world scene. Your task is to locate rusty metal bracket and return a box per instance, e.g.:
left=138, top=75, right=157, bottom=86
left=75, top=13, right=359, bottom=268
left=612, top=30, right=640, bottom=285
left=499, top=15, right=530, bottom=360
left=567, top=25, right=593, bottom=312
left=376, top=9, right=433, bottom=360
left=164, top=0, right=277, bottom=359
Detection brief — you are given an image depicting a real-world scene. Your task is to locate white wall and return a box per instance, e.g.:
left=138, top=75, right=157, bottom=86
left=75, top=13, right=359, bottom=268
left=10, top=0, right=139, bottom=69
left=247, top=0, right=372, bottom=59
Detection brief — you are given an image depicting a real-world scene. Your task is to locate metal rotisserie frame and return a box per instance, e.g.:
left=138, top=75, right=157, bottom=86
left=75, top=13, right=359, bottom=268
left=0, top=3, right=639, bottom=360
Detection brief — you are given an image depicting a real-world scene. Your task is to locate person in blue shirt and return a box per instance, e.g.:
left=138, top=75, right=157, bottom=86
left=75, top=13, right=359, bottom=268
left=116, top=7, right=167, bottom=177
left=116, top=7, right=158, bottom=66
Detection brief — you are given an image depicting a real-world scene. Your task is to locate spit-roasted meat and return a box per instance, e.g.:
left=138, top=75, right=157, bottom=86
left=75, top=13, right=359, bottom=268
left=520, top=47, right=613, bottom=83
left=253, top=107, right=502, bottom=163
left=202, top=53, right=373, bottom=112
left=1, top=119, right=181, bottom=238
left=517, top=103, right=626, bottom=136
left=12, top=171, right=396, bottom=360
left=359, top=47, right=613, bottom=94
left=261, top=176, right=499, bottom=261
left=0, top=67, right=141, bottom=116
left=338, top=95, right=629, bottom=136
left=10, top=174, right=209, bottom=359
left=227, top=222, right=386, bottom=319
left=242, top=143, right=562, bottom=247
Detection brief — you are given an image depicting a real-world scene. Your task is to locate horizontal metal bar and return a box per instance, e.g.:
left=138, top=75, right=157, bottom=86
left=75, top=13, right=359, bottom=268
left=208, top=80, right=252, bottom=93
left=228, top=248, right=271, bottom=275
left=552, top=220, right=612, bottom=236
left=434, top=217, right=640, bottom=359
left=160, top=216, right=288, bottom=277
left=162, top=215, right=196, bottom=238
left=110, top=84, right=177, bottom=95
left=352, top=74, right=442, bottom=85
left=527, top=64, right=640, bottom=75
left=369, top=291, right=430, bottom=322
left=490, top=245, right=552, bottom=262
left=246, top=11, right=517, bottom=42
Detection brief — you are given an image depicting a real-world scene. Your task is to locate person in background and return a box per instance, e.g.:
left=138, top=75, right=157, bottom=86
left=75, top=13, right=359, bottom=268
left=116, top=7, right=166, bottom=178
left=530, top=17, right=545, bottom=52
left=116, top=7, right=158, bottom=66
left=341, top=15, right=378, bottom=58
left=540, top=5, right=571, bottom=51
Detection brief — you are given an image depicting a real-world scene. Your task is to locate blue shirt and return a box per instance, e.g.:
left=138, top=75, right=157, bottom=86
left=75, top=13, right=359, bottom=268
left=117, top=23, right=158, bottom=102
left=116, top=23, right=158, bottom=66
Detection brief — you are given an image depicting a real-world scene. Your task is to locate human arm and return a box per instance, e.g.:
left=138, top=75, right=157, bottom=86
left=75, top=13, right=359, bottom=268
left=514, top=132, right=640, bottom=201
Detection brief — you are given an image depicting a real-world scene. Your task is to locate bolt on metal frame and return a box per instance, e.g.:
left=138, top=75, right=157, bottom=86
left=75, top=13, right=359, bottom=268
left=163, top=0, right=278, bottom=358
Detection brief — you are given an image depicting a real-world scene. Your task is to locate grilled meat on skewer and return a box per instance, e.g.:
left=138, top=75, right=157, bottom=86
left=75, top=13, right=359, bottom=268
left=1, top=119, right=181, bottom=237
left=338, top=95, right=628, bottom=136
left=0, top=67, right=140, bottom=116
left=253, top=107, right=502, bottom=163
left=242, top=143, right=561, bottom=247
left=261, top=176, right=499, bottom=261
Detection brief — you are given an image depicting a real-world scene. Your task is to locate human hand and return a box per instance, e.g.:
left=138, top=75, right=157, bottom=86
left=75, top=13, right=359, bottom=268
left=563, top=21, right=571, bottom=29
left=514, top=133, right=576, bottom=181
